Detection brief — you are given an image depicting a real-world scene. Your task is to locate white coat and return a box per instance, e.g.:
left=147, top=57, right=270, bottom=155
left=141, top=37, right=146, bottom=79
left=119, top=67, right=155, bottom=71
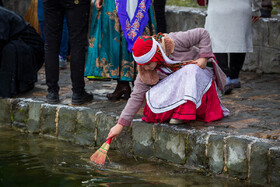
left=204, top=0, right=262, bottom=53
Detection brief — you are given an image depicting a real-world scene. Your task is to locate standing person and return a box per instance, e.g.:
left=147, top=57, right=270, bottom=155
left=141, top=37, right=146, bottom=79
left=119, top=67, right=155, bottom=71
left=261, top=0, right=273, bottom=18
left=205, top=0, right=262, bottom=94
left=37, top=0, right=69, bottom=69
left=44, top=0, right=93, bottom=105
left=153, top=0, right=166, bottom=33
left=106, top=28, right=229, bottom=140
left=85, top=0, right=157, bottom=100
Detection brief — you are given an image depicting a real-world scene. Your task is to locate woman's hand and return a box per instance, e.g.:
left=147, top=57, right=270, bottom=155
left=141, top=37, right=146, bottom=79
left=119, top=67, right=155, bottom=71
left=95, top=0, right=103, bottom=10
left=192, top=57, right=208, bottom=69
left=252, top=16, right=260, bottom=23
left=107, top=123, right=123, bottom=140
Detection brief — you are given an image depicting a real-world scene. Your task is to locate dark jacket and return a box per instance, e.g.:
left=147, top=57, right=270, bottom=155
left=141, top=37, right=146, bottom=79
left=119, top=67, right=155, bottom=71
left=0, top=7, right=44, bottom=98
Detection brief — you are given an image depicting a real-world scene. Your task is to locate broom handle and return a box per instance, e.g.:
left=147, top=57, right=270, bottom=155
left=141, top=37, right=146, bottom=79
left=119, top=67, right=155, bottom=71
left=105, top=138, right=112, bottom=144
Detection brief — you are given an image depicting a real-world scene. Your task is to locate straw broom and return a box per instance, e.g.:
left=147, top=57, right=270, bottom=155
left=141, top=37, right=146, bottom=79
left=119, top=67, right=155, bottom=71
left=90, top=138, right=112, bottom=165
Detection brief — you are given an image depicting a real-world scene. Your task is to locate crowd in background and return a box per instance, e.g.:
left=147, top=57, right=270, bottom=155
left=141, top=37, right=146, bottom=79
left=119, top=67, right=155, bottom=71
left=0, top=0, right=275, bottom=102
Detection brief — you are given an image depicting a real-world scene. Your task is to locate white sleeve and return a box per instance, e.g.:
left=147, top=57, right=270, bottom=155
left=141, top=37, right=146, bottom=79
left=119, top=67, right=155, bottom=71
left=252, top=0, right=262, bottom=17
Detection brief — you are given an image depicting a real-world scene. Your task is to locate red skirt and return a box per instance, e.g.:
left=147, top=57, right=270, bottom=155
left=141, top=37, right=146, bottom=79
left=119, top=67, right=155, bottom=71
left=142, top=80, right=223, bottom=123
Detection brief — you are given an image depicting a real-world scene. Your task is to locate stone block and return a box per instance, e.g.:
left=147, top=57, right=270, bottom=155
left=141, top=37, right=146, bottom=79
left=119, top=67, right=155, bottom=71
left=12, top=99, right=29, bottom=129
left=115, top=125, right=132, bottom=155
left=259, top=47, right=280, bottom=73
left=132, top=121, right=154, bottom=158
left=154, top=124, right=185, bottom=164
left=185, top=131, right=207, bottom=168
left=179, top=10, right=205, bottom=31
left=27, top=101, right=44, bottom=133
left=269, top=147, right=280, bottom=186
left=0, top=98, right=12, bottom=125
left=243, top=47, right=260, bottom=72
left=95, top=112, right=117, bottom=147
left=267, top=19, right=280, bottom=48
left=57, top=106, right=77, bottom=142
left=207, top=134, right=225, bottom=174
left=249, top=142, right=270, bottom=185
left=165, top=6, right=180, bottom=32
left=40, top=104, right=58, bottom=136
left=252, top=19, right=269, bottom=47
left=76, top=108, right=95, bottom=146
left=225, top=137, right=251, bottom=179
left=166, top=6, right=206, bottom=33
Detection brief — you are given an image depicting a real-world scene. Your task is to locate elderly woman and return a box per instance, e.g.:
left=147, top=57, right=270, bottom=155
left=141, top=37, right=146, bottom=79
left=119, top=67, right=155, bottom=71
left=106, top=28, right=230, bottom=140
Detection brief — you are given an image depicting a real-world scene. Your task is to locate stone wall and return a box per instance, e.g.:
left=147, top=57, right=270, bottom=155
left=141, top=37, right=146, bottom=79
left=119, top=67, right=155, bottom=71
left=166, top=6, right=280, bottom=74
left=3, top=2, right=279, bottom=73
left=1, top=98, right=280, bottom=186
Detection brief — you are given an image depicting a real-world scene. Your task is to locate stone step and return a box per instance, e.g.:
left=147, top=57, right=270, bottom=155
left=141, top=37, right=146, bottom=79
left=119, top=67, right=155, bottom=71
left=0, top=97, right=279, bottom=186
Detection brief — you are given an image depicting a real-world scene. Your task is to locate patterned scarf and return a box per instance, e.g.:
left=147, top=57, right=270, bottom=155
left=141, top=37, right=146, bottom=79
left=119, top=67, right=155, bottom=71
left=148, top=33, right=193, bottom=72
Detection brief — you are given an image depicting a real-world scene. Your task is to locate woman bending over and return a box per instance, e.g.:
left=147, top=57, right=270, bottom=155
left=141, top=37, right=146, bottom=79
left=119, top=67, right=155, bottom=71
left=106, top=28, right=230, bottom=140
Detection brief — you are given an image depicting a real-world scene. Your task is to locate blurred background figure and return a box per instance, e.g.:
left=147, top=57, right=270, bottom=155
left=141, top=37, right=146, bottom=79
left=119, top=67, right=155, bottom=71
left=43, top=0, right=93, bottom=105
left=85, top=0, right=157, bottom=100
left=261, top=0, right=273, bottom=17
left=0, top=7, right=44, bottom=98
left=205, top=0, right=262, bottom=94
left=153, top=0, right=166, bottom=33
left=37, top=0, right=69, bottom=70
left=24, top=0, right=69, bottom=70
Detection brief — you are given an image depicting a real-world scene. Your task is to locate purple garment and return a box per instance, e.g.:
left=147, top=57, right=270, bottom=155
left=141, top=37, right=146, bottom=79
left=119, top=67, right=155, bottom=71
left=118, top=28, right=227, bottom=127
left=115, top=0, right=151, bottom=52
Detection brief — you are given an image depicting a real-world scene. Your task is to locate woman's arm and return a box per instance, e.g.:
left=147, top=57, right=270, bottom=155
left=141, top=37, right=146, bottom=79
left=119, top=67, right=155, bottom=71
left=252, top=0, right=262, bottom=22
left=252, top=0, right=262, bottom=17
left=169, top=28, right=214, bottom=59
left=107, top=75, right=151, bottom=139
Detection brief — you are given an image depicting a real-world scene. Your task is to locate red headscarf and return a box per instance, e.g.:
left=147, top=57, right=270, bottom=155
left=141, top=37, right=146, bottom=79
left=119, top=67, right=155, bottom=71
left=132, top=35, right=165, bottom=65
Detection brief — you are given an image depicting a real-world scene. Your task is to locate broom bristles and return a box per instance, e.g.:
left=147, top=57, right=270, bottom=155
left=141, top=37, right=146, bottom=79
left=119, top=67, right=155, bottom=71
left=90, top=138, right=112, bottom=165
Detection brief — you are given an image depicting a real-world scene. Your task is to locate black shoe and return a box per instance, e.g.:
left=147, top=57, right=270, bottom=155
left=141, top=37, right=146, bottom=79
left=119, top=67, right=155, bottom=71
left=106, top=82, right=131, bottom=100
left=231, top=82, right=241, bottom=89
left=46, top=92, right=59, bottom=104
left=224, top=84, right=233, bottom=95
left=72, top=90, right=93, bottom=105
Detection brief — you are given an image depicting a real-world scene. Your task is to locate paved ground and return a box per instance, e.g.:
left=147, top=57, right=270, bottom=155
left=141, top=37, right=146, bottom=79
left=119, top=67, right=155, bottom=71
left=17, top=64, right=280, bottom=142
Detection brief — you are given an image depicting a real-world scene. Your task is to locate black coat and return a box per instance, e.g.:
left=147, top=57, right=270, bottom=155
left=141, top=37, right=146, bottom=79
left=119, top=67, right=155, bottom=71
left=0, top=7, right=44, bottom=98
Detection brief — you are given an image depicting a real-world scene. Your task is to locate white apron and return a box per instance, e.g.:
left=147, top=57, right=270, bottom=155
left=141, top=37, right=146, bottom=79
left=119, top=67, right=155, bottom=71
left=146, top=64, right=230, bottom=116
left=146, top=64, right=213, bottom=113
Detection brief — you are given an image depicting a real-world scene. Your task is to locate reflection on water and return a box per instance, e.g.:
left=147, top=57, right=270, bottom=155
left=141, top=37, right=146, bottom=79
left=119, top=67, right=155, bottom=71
left=0, top=126, right=251, bottom=187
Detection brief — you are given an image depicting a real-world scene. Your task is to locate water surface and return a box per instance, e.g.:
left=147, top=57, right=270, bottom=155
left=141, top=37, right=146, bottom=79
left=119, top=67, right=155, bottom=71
left=0, top=126, right=251, bottom=187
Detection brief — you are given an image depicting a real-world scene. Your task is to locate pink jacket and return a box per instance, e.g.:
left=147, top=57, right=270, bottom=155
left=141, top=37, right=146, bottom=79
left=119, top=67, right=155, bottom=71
left=118, top=28, right=226, bottom=127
